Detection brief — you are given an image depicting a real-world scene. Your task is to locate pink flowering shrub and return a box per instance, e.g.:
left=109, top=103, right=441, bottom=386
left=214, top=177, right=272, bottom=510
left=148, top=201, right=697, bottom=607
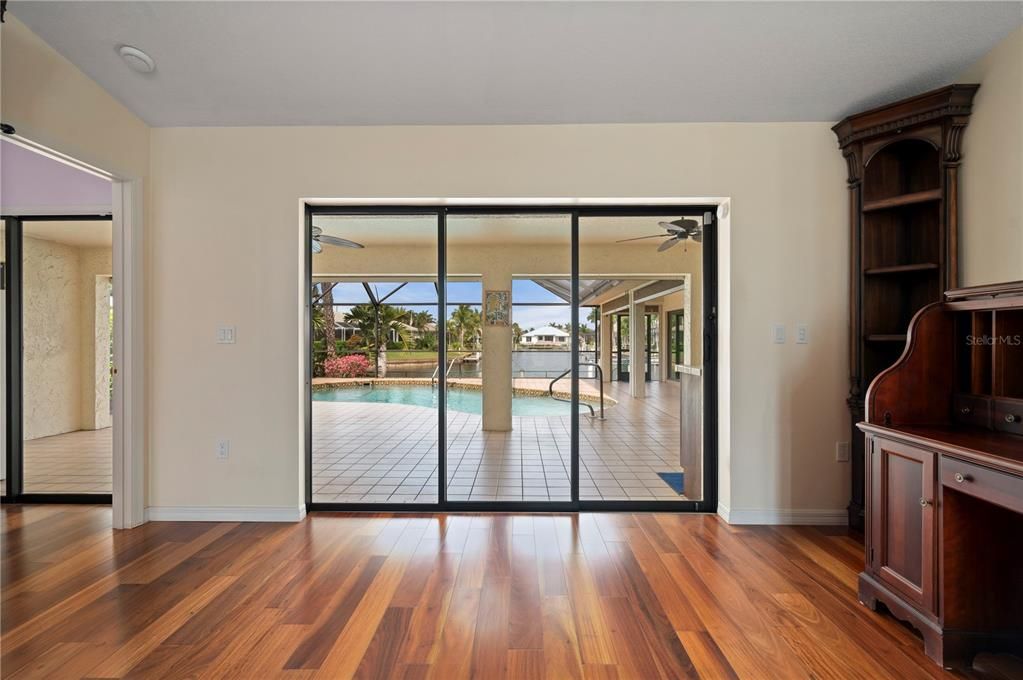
left=324, top=354, right=371, bottom=378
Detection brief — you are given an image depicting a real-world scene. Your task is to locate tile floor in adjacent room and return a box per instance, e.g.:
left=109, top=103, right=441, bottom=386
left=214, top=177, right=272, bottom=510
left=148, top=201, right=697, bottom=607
left=312, top=381, right=690, bottom=503
left=21, top=428, right=112, bottom=494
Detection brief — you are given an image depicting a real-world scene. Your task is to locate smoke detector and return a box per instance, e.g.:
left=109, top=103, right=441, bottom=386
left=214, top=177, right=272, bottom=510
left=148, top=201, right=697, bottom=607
left=118, top=45, right=155, bottom=74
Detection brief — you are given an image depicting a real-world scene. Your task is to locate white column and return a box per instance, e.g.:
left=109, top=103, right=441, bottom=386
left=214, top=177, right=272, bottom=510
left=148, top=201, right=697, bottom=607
left=481, top=272, right=512, bottom=431
left=598, top=306, right=612, bottom=383
left=630, top=291, right=645, bottom=399
left=659, top=305, right=669, bottom=382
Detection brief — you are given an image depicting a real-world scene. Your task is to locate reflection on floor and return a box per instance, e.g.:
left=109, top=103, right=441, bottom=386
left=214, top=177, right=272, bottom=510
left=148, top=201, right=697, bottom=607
left=311, top=381, right=689, bottom=503
left=23, top=428, right=112, bottom=494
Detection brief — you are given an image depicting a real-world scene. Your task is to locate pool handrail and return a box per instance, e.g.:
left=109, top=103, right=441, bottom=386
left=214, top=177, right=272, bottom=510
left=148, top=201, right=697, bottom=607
left=431, top=358, right=458, bottom=389
left=548, top=363, right=604, bottom=419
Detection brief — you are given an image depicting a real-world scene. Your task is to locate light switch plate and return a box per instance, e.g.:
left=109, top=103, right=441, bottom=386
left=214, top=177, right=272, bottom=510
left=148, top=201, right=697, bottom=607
left=217, top=326, right=236, bottom=344
left=216, top=439, right=230, bottom=460
left=772, top=324, right=786, bottom=344
left=836, top=441, right=850, bottom=462
left=796, top=324, right=809, bottom=344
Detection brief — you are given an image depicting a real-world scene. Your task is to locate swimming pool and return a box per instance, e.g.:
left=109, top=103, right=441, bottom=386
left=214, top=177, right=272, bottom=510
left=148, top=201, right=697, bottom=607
left=313, top=385, right=589, bottom=416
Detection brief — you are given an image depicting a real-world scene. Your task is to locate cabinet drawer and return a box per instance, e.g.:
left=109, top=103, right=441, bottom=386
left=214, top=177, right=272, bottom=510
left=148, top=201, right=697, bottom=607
left=993, top=398, right=1023, bottom=436
left=954, top=394, right=991, bottom=429
left=940, top=456, right=1023, bottom=514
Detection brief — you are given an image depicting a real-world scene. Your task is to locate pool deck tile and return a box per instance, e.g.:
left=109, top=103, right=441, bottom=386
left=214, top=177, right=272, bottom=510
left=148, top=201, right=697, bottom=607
left=312, top=381, right=691, bottom=503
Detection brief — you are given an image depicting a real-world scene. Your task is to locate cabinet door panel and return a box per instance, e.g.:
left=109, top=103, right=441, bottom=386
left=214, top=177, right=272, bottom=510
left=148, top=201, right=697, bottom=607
left=874, top=437, right=936, bottom=610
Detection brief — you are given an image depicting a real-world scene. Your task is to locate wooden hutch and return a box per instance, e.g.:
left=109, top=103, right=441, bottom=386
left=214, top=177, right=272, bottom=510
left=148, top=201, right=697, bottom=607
left=834, top=84, right=979, bottom=530
left=858, top=281, right=1023, bottom=667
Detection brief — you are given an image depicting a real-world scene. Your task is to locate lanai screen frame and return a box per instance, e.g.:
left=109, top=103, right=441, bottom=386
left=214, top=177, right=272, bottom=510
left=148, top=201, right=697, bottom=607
left=305, top=203, right=718, bottom=513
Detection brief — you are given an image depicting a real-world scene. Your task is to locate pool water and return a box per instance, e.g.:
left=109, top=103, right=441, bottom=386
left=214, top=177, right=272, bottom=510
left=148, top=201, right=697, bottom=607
left=313, top=385, right=588, bottom=416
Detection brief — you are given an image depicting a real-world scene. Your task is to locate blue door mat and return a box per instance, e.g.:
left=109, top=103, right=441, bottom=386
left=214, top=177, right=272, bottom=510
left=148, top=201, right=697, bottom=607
left=657, top=472, right=685, bottom=495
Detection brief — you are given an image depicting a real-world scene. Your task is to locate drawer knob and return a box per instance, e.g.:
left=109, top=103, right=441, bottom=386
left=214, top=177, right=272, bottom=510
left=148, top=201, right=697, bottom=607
left=919, top=498, right=931, bottom=507
left=960, top=406, right=972, bottom=415
left=1006, top=414, right=1020, bottom=424
left=954, top=472, right=971, bottom=484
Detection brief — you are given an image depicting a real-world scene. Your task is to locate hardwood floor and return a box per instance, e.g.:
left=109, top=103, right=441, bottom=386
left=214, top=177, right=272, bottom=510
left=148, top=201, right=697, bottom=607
left=1, top=506, right=974, bottom=679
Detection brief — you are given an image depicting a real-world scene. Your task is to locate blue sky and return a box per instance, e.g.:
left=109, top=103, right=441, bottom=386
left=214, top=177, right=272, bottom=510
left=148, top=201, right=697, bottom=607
left=324, top=279, right=590, bottom=331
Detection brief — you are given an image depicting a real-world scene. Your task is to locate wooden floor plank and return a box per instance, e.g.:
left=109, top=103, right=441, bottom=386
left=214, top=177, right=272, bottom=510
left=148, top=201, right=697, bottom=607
left=1, top=507, right=983, bottom=680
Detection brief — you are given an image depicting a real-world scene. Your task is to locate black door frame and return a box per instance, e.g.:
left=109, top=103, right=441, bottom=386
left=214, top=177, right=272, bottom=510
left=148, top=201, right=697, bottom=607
left=614, top=311, right=656, bottom=382
left=305, top=203, right=719, bottom=513
left=3, top=214, right=113, bottom=504
left=667, top=309, right=684, bottom=381
left=614, top=312, right=629, bottom=382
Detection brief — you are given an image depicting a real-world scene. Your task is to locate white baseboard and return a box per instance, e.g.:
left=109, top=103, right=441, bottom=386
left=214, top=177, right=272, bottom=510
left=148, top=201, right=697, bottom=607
left=718, top=502, right=846, bottom=526
left=145, top=505, right=307, bottom=522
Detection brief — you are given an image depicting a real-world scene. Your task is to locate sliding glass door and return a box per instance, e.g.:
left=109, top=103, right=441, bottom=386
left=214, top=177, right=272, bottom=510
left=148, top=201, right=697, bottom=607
left=2, top=216, right=116, bottom=502
left=1, top=219, right=7, bottom=499
left=309, top=212, right=440, bottom=505
left=306, top=205, right=715, bottom=511
left=445, top=213, right=573, bottom=503
left=577, top=213, right=708, bottom=503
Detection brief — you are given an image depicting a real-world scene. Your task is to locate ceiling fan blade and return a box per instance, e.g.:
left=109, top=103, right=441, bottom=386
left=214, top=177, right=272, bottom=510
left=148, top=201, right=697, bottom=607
left=311, top=239, right=323, bottom=254
left=691, top=231, right=704, bottom=243
left=311, top=226, right=322, bottom=237
left=678, top=218, right=701, bottom=233
left=616, top=234, right=667, bottom=243
left=317, top=234, right=365, bottom=249
left=657, top=237, right=682, bottom=252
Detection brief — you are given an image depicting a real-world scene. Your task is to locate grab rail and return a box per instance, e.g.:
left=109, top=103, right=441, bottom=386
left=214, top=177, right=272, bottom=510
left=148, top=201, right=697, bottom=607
left=548, top=363, right=604, bottom=419
left=432, top=358, right=457, bottom=389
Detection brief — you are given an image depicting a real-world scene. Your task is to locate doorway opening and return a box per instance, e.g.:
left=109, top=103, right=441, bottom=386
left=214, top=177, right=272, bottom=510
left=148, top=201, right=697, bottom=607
left=306, top=204, right=717, bottom=511
left=3, top=215, right=113, bottom=502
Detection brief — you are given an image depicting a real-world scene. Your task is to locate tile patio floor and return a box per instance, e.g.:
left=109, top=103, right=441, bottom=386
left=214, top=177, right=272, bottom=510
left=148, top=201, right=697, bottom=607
left=20, top=428, right=112, bottom=494
left=312, top=381, right=692, bottom=503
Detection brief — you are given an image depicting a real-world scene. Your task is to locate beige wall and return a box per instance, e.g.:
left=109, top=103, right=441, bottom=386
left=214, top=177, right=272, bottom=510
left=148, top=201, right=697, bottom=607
left=1, top=17, right=149, bottom=179
left=149, top=123, right=850, bottom=517
left=30, top=15, right=1023, bottom=519
left=959, top=25, right=1023, bottom=286
left=80, top=248, right=113, bottom=431
left=21, top=238, right=111, bottom=439
left=22, top=236, right=81, bottom=440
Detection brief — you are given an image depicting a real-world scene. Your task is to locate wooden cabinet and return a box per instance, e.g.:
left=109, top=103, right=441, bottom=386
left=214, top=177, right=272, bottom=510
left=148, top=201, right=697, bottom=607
left=858, top=282, right=1023, bottom=668
left=834, top=84, right=978, bottom=530
left=868, top=437, right=936, bottom=610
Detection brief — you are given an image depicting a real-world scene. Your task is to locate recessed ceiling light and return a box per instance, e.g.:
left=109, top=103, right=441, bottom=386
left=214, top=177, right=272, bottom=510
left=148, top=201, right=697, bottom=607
left=118, top=45, right=155, bottom=74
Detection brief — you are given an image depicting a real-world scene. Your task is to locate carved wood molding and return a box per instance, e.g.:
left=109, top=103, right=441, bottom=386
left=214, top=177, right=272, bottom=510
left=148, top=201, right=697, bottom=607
left=842, top=147, right=862, bottom=186
left=835, top=105, right=974, bottom=148
left=943, top=121, right=968, bottom=164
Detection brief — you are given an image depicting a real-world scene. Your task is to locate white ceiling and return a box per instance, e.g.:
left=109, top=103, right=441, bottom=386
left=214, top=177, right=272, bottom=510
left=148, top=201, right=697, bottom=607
left=22, top=221, right=113, bottom=248
left=12, top=1, right=1022, bottom=127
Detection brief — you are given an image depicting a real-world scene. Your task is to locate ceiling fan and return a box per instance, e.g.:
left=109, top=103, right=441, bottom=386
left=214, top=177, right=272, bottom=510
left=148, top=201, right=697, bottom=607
left=311, top=225, right=364, bottom=253
left=615, top=218, right=703, bottom=251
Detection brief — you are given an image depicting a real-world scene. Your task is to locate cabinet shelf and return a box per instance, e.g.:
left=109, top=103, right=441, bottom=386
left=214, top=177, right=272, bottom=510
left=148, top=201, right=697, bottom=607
left=834, top=83, right=977, bottom=533
left=862, top=189, right=942, bottom=213
left=864, top=263, right=939, bottom=276
left=866, top=334, right=908, bottom=343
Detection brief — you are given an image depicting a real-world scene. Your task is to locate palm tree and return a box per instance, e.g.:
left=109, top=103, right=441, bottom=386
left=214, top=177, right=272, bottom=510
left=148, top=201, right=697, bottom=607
left=409, top=310, right=435, bottom=331
left=407, top=310, right=437, bottom=350
left=512, top=322, right=524, bottom=345
left=313, top=283, right=337, bottom=358
left=344, top=304, right=411, bottom=376
left=448, top=304, right=480, bottom=350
